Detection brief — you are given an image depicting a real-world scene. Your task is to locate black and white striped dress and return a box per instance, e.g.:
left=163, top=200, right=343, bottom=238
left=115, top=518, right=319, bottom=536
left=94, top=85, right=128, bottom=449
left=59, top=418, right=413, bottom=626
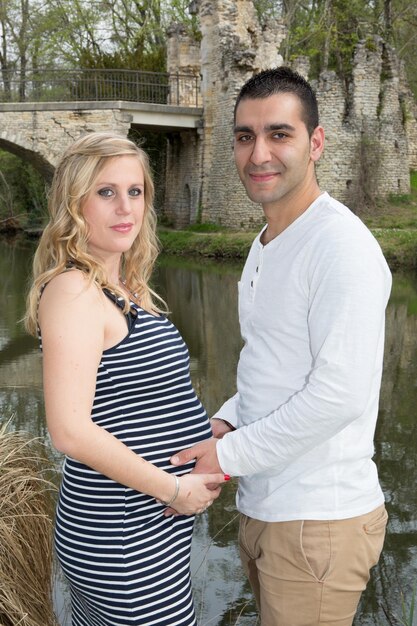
left=54, top=293, right=212, bottom=626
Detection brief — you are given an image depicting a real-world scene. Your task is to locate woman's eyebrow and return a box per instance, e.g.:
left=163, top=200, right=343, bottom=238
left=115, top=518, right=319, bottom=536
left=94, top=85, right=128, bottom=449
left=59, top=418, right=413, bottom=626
left=94, top=181, right=144, bottom=186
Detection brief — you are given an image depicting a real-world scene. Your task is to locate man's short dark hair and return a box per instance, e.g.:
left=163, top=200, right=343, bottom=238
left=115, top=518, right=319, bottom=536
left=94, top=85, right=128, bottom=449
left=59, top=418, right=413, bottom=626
left=234, top=66, right=319, bottom=136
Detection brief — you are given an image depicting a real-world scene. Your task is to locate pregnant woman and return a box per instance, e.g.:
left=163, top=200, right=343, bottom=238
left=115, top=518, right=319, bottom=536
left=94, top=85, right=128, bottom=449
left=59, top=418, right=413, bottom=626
left=25, top=131, right=227, bottom=626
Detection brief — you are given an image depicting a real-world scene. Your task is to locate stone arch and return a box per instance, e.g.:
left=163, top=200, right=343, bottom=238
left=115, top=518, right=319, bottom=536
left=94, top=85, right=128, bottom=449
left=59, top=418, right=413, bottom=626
left=0, top=134, right=55, bottom=181
left=0, top=106, right=132, bottom=185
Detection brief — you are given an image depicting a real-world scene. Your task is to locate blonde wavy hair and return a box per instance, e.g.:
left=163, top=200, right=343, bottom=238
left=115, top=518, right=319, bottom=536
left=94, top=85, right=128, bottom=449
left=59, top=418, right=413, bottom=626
left=25, top=131, right=165, bottom=336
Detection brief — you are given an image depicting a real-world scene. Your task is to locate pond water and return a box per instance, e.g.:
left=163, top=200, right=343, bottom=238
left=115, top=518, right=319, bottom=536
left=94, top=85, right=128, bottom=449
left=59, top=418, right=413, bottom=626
left=0, top=235, right=416, bottom=626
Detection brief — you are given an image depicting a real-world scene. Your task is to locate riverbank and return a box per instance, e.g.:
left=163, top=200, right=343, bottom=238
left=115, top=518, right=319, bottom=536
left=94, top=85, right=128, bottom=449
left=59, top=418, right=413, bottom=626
left=3, top=183, right=417, bottom=270
left=9, top=221, right=417, bottom=271
left=159, top=226, right=417, bottom=270
left=159, top=187, right=417, bottom=270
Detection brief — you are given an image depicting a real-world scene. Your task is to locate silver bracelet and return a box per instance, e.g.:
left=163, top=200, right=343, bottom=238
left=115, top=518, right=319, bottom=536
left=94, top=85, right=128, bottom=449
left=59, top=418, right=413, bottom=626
left=162, top=475, right=180, bottom=507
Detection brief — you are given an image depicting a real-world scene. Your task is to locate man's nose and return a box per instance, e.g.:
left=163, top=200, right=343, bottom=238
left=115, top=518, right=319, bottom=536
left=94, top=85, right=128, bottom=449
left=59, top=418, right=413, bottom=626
left=250, top=137, right=272, bottom=165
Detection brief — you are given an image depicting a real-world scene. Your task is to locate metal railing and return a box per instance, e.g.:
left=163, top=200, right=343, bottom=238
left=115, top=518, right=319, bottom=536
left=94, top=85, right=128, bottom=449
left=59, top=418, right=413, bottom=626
left=0, top=68, right=201, bottom=107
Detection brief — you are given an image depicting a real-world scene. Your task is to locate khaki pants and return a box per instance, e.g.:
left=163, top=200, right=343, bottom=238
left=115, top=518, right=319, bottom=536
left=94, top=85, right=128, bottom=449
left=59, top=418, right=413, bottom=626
left=239, top=505, right=388, bottom=626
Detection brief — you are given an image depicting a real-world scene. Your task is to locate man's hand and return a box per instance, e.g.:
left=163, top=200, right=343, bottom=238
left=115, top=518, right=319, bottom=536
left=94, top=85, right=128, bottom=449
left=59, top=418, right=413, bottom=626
left=210, top=418, right=234, bottom=439
left=171, top=438, right=223, bottom=474
left=165, top=439, right=231, bottom=516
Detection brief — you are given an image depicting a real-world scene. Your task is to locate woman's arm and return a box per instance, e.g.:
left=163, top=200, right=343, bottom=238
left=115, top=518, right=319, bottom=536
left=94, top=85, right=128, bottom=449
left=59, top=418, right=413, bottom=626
left=39, top=271, right=225, bottom=514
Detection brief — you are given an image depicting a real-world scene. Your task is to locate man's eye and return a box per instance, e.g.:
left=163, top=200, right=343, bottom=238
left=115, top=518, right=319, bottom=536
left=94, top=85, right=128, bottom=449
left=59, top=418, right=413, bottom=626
left=236, top=135, right=253, bottom=143
left=273, top=133, right=287, bottom=140
left=98, top=188, right=113, bottom=197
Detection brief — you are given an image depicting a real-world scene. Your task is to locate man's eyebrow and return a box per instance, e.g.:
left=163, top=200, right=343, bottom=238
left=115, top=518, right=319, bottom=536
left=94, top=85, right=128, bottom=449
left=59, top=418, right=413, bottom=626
left=233, top=125, right=253, bottom=134
left=233, top=123, right=296, bottom=133
left=267, top=123, right=296, bottom=132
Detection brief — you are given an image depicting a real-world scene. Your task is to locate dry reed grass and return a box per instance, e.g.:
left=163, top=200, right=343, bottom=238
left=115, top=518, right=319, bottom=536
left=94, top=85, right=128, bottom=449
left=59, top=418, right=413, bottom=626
left=0, top=419, right=59, bottom=626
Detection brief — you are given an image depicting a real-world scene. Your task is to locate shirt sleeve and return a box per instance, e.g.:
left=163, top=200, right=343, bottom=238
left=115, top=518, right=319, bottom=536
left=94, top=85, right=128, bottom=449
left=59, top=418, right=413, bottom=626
left=217, top=228, right=392, bottom=477
left=212, top=393, right=239, bottom=428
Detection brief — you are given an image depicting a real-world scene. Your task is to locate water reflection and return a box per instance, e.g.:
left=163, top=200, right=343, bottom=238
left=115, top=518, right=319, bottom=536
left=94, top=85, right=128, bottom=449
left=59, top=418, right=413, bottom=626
left=0, top=236, right=416, bottom=625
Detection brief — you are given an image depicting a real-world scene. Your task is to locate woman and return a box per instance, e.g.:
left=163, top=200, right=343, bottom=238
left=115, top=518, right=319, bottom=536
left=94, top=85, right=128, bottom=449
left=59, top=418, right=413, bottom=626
left=25, top=131, right=228, bottom=626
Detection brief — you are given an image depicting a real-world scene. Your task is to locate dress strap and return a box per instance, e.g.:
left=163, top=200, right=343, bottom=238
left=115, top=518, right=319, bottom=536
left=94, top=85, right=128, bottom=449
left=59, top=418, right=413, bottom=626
left=102, top=289, right=138, bottom=331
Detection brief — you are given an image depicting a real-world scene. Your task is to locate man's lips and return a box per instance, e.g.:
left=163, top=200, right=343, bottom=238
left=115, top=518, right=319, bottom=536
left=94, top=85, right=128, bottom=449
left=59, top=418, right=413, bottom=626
left=248, top=171, right=281, bottom=182
left=111, top=223, right=134, bottom=233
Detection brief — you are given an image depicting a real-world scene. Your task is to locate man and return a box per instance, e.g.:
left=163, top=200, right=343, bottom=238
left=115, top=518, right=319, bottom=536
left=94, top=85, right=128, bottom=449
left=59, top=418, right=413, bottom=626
left=171, top=67, right=391, bottom=626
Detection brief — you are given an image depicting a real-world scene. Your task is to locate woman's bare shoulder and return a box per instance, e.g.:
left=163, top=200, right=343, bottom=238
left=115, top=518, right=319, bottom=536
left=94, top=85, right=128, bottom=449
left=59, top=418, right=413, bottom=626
left=42, top=269, right=101, bottom=300
left=39, top=269, right=104, bottom=320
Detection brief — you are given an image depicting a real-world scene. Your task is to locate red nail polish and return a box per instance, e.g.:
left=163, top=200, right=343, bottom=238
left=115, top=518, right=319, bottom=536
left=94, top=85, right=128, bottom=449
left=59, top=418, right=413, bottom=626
left=224, top=474, right=231, bottom=481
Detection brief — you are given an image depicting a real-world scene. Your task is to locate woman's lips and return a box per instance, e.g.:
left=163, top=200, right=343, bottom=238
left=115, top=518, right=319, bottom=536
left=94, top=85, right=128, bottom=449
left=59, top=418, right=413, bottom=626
left=111, top=223, right=133, bottom=233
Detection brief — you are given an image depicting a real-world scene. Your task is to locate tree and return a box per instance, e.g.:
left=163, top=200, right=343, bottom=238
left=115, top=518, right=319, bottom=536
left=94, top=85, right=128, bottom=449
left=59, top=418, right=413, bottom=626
left=0, top=0, right=197, bottom=100
left=254, top=0, right=417, bottom=96
left=0, top=0, right=58, bottom=100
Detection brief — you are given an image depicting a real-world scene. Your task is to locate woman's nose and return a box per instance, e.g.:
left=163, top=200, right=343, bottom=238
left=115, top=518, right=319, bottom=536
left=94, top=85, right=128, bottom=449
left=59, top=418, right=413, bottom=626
left=115, top=194, right=131, bottom=214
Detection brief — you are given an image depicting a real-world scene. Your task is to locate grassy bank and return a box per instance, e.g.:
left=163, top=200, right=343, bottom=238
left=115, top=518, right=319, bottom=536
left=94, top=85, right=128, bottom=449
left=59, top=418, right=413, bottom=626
left=158, top=225, right=417, bottom=270
left=159, top=179, right=417, bottom=270
left=158, top=227, right=255, bottom=260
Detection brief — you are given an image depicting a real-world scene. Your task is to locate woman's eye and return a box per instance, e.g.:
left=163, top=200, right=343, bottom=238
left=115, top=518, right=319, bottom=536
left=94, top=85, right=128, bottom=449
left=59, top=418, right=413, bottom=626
left=98, top=188, right=114, bottom=198
left=129, top=188, right=142, bottom=197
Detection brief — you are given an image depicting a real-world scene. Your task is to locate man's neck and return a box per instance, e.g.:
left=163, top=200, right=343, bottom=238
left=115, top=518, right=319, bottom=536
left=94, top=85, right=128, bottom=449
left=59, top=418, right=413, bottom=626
left=261, top=185, right=322, bottom=245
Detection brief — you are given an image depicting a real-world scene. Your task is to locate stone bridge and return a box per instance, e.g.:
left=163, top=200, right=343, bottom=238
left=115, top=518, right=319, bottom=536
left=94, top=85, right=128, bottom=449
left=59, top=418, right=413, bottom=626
left=0, top=100, right=203, bottom=180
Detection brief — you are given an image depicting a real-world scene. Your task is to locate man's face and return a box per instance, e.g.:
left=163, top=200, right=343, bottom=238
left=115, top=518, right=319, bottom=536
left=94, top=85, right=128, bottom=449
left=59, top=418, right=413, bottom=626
left=233, top=92, right=323, bottom=210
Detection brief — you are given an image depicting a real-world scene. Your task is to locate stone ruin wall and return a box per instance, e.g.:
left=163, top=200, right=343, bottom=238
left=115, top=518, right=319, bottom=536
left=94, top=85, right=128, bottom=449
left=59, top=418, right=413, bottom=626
left=197, top=0, right=287, bottom=228
left=165, top=0, right=416, bottom=229
left=165, top=23, right=204, bottom=227
left=164, top=129, right=203, bottom=227
left=402, top=79, right=417, bottom=172
left=314, top=41, right=413, bottom=208
left=166, top=23, right=203, bottom=107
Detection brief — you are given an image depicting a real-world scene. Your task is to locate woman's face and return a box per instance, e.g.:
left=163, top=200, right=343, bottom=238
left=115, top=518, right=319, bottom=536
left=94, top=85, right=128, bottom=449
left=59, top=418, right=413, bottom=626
left=82, top=155, right=145, bottom=263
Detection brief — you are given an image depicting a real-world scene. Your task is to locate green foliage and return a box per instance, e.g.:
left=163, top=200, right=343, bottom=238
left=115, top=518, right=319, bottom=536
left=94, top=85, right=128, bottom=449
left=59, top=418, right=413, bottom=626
left=0, top=151, right=47, bottom=225
left=158, top=229, right=255, bottom=259
left=254, top=0, right=416, bottom=96
left=363, top=180, right=417, bottom=230
left=185, top=223, right=227, bottom=233
left=128, top=129, right=167, bottom=210
left=370, top=228, right=417, bottom=269
left=253, top=0, right=281, bottom=21
left=399, top=586, right=415, bottom=626
left=0, top=0, right=198, bottom=76
left=378, top=585, right=416, bottom=626
left=284, top=0, right=372, bottom=78
left=79, top=48, right=167, bottom=74
left=364, top=36, right=377, bottom=52
left=388, top=193, right=412, bottom=206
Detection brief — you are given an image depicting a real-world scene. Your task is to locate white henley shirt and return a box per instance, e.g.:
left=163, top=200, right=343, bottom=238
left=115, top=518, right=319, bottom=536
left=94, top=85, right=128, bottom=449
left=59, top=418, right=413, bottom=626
left=215, top=192, right=392, bottom=522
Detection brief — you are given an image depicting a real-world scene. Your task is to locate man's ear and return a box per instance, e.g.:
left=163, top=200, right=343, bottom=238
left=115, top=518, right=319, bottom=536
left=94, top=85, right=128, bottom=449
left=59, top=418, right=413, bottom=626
left=310, top=126, right=325, bottom=162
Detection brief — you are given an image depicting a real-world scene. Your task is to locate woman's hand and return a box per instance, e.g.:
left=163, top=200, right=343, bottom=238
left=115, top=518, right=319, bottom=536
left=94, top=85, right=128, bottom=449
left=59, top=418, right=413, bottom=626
left=165, top=473, right=229, bottom=516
